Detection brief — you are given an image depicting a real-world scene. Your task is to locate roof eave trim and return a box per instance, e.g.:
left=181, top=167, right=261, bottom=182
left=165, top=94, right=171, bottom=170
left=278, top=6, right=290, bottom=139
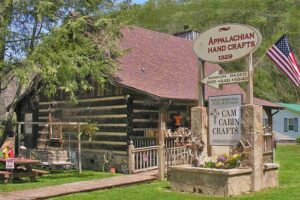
left=109, top=77, right=161, bottom=101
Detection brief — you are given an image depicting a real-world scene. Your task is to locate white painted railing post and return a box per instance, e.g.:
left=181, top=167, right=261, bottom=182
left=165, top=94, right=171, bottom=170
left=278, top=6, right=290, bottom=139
left=128, top=140, right=135, bottom=174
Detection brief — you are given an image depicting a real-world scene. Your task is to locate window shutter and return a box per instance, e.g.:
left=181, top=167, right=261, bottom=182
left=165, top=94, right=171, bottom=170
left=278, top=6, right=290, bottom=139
left=294, top=118, right=298, bottom=132
left=284, top=118, right=288, bottom=132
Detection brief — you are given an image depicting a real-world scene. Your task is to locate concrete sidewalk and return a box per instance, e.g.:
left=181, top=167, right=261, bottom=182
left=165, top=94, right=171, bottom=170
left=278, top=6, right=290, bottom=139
left=0, top=170, right=158, bottom=200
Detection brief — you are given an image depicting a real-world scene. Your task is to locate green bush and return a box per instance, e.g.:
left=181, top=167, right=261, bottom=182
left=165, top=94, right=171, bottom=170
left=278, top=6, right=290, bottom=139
left=204, top=161, right=216, bottom=168
left=296, top=137, right=300, bottom=144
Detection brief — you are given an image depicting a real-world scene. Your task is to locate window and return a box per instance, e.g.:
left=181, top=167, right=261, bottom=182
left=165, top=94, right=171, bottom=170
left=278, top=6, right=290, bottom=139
left=288, top=119, right=294, bottom=131
left=284, top=118, right=299, bottom=132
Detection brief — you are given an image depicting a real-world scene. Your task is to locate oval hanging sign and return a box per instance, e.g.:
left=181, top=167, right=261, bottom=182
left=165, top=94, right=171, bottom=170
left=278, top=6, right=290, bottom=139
left=193, top=24, right=262, bottom=63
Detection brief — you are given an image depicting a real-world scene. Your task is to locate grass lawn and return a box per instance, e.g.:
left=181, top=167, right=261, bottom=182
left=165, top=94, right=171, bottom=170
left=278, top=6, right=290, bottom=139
left=0, top=170, right=118, bottom=192
left=52, top=145, right=300, bottom=200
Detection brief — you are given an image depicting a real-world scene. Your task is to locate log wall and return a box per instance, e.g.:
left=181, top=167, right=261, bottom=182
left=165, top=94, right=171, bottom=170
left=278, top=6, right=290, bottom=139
left=22, top=81, right=194, bottom=170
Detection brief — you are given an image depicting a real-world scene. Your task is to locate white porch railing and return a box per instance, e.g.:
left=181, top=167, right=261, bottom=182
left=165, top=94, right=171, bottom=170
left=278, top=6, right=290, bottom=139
left=165, top=146, right=190, bottom=167
left=129, top=136, right=178, bottom=148
left=128, top=141, right=190, bottom=174
left=128, top=143, right=159, bottom=174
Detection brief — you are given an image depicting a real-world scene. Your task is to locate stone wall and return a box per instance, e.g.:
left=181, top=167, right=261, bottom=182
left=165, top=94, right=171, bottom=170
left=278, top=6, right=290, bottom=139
left=262, top=164, right=278, bottom=189
left=169, top=165, right=252, bottom=197
left=180, top=104, right=279, bottom=197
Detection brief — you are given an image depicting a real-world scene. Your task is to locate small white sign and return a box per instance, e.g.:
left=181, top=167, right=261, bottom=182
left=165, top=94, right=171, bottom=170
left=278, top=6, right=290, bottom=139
left=193, top=24, right=262, bottom=63
left=5, top=158, right=15, bottom=169
left=202, top=70, right=249, bottom=89
left=209, top=95, right=242, bottom=146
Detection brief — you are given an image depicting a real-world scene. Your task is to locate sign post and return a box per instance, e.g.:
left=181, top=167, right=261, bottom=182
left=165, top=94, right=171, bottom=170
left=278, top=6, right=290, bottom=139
left=247, top=53, right=254, bottom=104
left=198, top=59, right=205, bottom=106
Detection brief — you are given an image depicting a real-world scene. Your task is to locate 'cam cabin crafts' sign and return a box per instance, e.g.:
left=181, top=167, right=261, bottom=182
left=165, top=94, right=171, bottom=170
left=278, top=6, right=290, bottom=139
left=209, top=95, right=242, bottom=146
left=193, top=24, right=262, bottom=63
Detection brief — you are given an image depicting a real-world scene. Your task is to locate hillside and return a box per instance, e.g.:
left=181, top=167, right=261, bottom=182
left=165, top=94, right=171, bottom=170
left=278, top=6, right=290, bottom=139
left=119, top=0, right=300, bottom=102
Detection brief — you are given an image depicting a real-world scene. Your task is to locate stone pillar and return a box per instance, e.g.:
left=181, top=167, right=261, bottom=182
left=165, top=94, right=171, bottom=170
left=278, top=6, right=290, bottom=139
left=241, top=104, right=263, bottom=192
left=191, top=106, right=208, bottom=157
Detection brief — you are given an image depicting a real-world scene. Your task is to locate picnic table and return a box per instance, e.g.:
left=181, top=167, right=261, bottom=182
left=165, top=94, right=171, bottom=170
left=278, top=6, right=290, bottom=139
left=0, top=158, right=47, bottom=183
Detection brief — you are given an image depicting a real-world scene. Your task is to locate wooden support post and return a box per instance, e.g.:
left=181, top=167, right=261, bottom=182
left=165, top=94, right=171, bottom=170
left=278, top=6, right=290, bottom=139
left=198, top=59, right=205, bottom=106
left=128, top=140, right=135, bottom=174
left=264, top=108, right=276, bottom=162
left=158, top=109, right=166, bottom=181
left=246, top=53, right=254, bottom=105
left=17, top=124, right=21, bottom=156
left=264, top=108, right=273, bottom=133
left=77, top=123, right=82, bottom=173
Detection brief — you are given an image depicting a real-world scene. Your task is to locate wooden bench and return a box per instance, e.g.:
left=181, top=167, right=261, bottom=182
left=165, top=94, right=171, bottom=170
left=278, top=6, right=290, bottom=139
left=16, top=167, right=49, bottom=176
left=32, top=169, right=50, bottom=176
left=0, top=171, right=12, bottom=184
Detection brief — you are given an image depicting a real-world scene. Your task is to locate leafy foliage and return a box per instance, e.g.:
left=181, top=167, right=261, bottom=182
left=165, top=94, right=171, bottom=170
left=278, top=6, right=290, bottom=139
left=0, top=0, right=124, bottom=144
left=80, top=123, right=99, bottom=141
left=29, top=13, right=123, bottom=101
left=296, top=136, right=300, bottom=144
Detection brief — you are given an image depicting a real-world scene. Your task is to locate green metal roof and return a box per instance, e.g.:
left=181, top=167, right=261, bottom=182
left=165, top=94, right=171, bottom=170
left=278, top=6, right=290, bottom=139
left=277, top=103, right=300, bottom=113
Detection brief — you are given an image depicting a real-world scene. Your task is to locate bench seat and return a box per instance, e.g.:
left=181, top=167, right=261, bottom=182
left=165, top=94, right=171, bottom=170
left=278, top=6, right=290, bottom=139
left=0, top=170, right=12, bottom=184
left=16, top=167, right=49, bottom=176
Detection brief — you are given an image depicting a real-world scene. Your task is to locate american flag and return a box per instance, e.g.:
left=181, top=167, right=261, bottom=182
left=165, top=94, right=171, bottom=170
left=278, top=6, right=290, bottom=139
left=266, top=35, right=300, bottom=87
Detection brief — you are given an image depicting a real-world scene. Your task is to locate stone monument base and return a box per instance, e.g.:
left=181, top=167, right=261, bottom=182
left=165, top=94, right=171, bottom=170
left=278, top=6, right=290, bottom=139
left=169, top=164, right=278, bottom=197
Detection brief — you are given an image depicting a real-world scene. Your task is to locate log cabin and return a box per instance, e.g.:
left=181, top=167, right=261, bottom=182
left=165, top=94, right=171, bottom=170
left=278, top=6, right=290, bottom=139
left=15, top=26, right=281, bottom=170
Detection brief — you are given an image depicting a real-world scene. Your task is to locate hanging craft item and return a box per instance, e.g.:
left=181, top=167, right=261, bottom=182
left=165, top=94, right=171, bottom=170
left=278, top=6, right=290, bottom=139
left=174, top=115, right=182, bottom=126
left=143, top=154, right=149, bottom=162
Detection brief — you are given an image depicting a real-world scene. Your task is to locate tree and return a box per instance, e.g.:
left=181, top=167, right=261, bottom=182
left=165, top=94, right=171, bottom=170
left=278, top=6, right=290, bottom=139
left=0, top=0, right=124, bottom=142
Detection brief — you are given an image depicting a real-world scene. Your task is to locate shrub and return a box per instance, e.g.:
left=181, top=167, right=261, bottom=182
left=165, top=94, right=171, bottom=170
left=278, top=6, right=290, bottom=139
left=204, top=161, right=216, bottom=168
left=296, top=137, right=300, bottom=144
